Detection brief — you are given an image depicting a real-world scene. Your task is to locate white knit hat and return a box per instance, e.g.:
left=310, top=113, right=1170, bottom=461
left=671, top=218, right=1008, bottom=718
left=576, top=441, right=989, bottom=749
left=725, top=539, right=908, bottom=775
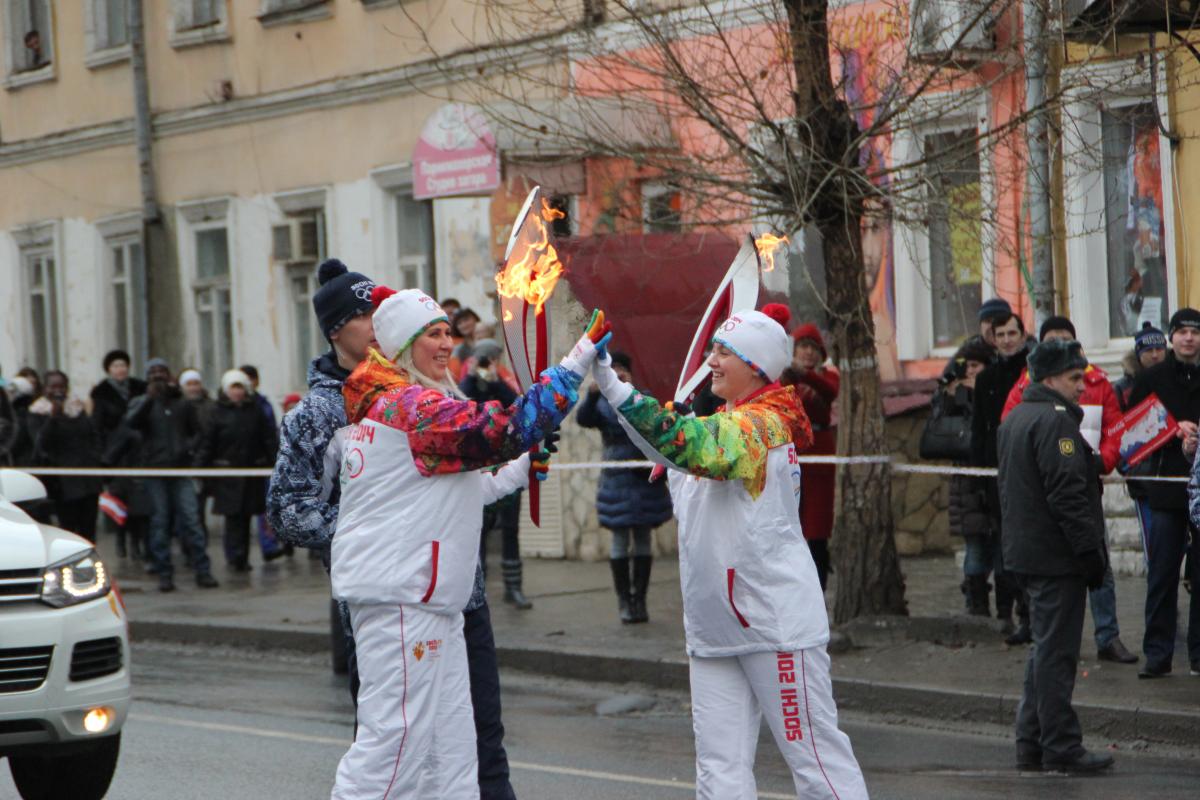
left=220, top=369, right=254, bottom=396
left=711, top=309, right=791, bottom=382
left=372, top=287, right=450, bottom=360
left=178, top=369, right=203, bottom=387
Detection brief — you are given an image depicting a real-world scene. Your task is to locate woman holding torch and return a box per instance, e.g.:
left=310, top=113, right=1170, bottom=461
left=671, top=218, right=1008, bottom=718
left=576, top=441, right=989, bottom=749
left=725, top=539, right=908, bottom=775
left=590, top=309, right=867, bottom=799
left=330, top=287, right=609, bottom=800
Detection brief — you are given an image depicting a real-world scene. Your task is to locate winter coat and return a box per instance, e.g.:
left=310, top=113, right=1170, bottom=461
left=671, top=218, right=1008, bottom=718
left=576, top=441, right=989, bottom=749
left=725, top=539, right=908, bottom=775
left=0, top=389, right=15, bottom=466
left=972, top=346, right=1028, bottom=519
left=576, top=389, right=673, bottom=531
left=89, top=377, right=147, bottom=450
left=195, top=395, right=278, bottom=516
left=1001, top=364, right=1122, bottom=473
left=331, top=351, right=579, bottom=610
left=267, top=352, right=350, bottom=556
left=8, top=395, right=37, bottom=467
left=187, top=394, right=217, bottom=432
left=1127, top=351, right=1200, bottom=511
left=28, top=397, right=103, bottom=502
left=997, top=382, right=1108, bottom=576
left=943, top=384, right=989, bottom=538
left=114, top=387, right=202, bottom=468
left=780, top=365, right=840, bottom=541
left=595, top=365, right=825, bottom=658
left=1112, top=351, right=1140, bottom=411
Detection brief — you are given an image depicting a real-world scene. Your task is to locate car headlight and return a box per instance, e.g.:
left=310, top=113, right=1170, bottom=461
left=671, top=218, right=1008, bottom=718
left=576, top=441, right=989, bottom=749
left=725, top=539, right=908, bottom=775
left=41, top=550, right=111, bottom=608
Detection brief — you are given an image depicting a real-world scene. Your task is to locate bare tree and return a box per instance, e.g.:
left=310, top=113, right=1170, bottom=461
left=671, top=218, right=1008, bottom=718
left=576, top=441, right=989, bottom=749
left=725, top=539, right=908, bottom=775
left=392, top=0, right=1195, bottom=621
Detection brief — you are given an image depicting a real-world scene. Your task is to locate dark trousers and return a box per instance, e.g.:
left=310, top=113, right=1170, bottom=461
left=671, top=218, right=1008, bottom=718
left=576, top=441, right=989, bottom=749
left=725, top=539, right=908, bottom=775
left=55, top=495, right=99, bottom=542
left=807, top=538, right=830, bottom=591
left=145, top=478, right=212, bottom=578
left=1014, top=573, right=1087, bottom=763
left=464, top=600, right=516, bottom=800
left=223, top=514, right=252, bottom=567
left=1143, top=509, right=1200, bottom=670
left=481, top=496, right=522, bottom=568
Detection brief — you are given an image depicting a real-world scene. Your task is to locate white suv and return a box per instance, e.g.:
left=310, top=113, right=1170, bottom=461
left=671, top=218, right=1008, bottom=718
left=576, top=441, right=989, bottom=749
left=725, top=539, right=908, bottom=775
left=0, top=469, right=129, bottom=800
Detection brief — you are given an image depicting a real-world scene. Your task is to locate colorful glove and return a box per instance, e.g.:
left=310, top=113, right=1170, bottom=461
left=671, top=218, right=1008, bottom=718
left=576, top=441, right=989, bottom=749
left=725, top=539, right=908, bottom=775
left=530, top=447, right=552, bottom=481
left=559, top=309, right=613, bottom=378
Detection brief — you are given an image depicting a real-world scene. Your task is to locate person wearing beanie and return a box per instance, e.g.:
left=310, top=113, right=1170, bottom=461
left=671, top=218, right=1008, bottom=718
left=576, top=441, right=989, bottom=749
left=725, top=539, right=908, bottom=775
left=329, top=287, right=609, bottom=800
left=1114, top=322, right=1167, bottom=409
left=90, top=351, right=149, bottom=559
left=281, top=392, right=302, bottom=414
left=577, top=351, right=674, bottom=624
left=999, top=324, right=1135, bottom=664
left=269, top=259, right=380, bottom=725
left=997, top=338, right=1114, bottom=773
left=780, top=321, right=840, bottom=589
left=589, top=311, right=868, bottom=798
left=194, top=369, right=278, bottom=573
left=979, top=297, right=1014, bottom=346
left=1132, top=307, right=1200, bottom=679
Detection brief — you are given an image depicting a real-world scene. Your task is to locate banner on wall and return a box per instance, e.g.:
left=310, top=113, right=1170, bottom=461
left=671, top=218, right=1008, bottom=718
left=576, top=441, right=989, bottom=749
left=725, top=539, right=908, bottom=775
left=413, top=104, right=502, bottom=200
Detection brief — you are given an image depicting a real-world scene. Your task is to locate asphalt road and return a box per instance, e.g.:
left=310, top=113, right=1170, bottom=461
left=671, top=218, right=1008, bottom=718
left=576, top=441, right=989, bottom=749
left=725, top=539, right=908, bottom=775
left=3, top=641, right=1199, bottom=799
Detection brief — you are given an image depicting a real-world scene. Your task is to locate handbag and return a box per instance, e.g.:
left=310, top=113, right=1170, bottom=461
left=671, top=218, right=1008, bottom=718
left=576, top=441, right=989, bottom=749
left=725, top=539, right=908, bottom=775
left=919, top=389, right=972, bottom=461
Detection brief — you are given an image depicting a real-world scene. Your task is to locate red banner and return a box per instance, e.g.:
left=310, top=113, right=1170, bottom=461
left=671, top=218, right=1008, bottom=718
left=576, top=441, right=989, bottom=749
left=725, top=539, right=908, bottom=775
left=1105, top=393, right=1178, bottom=467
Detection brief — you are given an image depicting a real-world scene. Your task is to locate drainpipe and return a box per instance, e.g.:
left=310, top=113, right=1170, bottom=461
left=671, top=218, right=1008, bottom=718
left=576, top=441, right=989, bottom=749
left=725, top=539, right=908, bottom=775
left=1024, top=0, right=1054, bottom=326
left=129, top=0, right=157, bottom=224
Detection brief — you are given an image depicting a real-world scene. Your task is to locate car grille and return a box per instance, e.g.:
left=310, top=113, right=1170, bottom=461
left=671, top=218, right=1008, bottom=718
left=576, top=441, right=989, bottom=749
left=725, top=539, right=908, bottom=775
left=0, top=645, right=53, bottom=693
left=70, top=637, right=123, bottom=682
left=0, top=568, right=42, bottom=603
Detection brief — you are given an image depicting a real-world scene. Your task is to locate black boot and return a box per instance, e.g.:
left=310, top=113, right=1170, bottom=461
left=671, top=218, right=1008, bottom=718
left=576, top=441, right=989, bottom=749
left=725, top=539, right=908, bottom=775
left=610, top=557, right=633, bottom=623
left=963, top=575, right=991, bottom=616
left=630, top=555, right=653, bottom=623
left=501, top=559, right=532, bottom=610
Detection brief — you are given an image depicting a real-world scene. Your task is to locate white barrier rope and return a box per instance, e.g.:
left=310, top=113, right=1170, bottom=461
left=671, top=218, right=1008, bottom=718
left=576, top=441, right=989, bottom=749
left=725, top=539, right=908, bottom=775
left=18, top=458, right=1191, bottom=483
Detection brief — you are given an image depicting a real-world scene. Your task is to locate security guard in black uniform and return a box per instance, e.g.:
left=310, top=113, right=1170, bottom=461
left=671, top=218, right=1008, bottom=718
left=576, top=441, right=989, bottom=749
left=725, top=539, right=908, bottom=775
left=996, top=338, right=1114, bottom=774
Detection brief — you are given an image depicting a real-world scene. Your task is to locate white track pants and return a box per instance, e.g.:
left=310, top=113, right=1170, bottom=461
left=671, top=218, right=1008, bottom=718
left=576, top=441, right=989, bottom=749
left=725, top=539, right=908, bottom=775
left=690, top=647, right=868, bottom=799
left=332, top=603, right=478, bottom=800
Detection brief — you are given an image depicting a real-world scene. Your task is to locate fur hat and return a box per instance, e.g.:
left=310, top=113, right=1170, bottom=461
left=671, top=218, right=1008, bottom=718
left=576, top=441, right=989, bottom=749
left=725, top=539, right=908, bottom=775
left=1028, top=339, right=1088, bottom=383
left=712, top=309, right=791, bottom=382
left=371, top=287, right=450, bottom=361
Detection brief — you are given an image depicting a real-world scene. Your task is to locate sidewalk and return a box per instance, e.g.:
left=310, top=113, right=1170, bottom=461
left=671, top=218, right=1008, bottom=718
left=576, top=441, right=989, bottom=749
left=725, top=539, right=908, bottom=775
left=105, top=537, right=1200, bottom=749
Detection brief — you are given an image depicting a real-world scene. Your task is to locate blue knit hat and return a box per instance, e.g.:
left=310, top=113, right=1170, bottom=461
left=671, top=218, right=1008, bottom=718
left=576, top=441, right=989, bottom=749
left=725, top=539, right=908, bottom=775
left=312, top=259, right=376, bottom=341
left=978, top=297, right=1012, bottom=323
left=1134, top=321, right=1167, bottom=356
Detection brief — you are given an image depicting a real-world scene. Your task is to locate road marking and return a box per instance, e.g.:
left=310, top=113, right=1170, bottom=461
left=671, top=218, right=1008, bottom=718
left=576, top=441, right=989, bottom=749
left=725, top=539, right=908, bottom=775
left=129, top=712, right=794, bottom=799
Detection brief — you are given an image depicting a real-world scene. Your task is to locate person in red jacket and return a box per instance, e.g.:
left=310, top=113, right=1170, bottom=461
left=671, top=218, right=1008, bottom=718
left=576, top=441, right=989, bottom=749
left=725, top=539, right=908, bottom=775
left=1000, top=315, right=1138, bottom=665
left=780, top=319, right=840, bottom=590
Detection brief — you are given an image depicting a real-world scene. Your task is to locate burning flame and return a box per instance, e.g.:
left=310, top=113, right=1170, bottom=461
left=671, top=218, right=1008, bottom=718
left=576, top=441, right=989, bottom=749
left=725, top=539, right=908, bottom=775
left=754, top=233, right=789, bottom=273
left=540, top=198, right=566, bottom=222
left=503, top=309, right=513, bottom=322
left=497, top=199, right=565, bottom=315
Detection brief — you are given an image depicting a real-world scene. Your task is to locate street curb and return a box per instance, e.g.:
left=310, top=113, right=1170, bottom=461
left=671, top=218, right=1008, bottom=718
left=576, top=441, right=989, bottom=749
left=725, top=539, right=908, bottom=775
left=130, top=620, right=1200, bottom=750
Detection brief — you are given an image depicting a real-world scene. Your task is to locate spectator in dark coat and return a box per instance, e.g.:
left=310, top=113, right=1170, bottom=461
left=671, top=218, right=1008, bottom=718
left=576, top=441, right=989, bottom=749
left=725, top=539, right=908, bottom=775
left=971, top=311, right=1032, bottom=643
left=196, top=370, right=278, bottom=572
left=7, top=373, right=40, bottom=469
left=90, top=350, right=148, bottom=558
left=1127, top=308, right=1200, bottom=679
left=577, top=352, right=673, bottom=623
left=0, top=382, right=16, bottom=466
left=179, top=368, right=217, bottom=430
left=460, top=339, right=533, bottom=609
left=110, top=358, right=217, bottom=592
left=28, top=371, right=103, bottom=542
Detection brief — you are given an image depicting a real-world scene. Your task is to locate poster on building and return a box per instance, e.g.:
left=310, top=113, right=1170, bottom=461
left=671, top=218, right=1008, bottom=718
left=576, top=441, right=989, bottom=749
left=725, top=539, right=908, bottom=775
left=413, top=103, right=502, bottom=200
left=433, top=196, right=496, bottom=322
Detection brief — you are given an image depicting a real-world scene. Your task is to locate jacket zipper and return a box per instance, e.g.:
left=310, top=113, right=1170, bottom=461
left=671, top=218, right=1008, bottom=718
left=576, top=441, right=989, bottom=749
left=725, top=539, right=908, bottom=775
left=420, top=541, right=440, bottom=603
left=726, top=568, right=750, bottom=628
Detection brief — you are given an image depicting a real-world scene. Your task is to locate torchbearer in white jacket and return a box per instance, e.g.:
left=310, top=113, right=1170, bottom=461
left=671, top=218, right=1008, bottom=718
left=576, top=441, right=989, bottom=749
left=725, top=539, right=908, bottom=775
left=330, top=286, right=611, bottom=800
left=592, top=309, right=869, bottom=800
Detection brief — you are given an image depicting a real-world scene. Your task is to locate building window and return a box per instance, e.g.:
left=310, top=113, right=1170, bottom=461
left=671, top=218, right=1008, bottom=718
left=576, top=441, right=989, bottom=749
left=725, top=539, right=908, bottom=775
left=642, top=183, right=682, bottom=233
left=1101, top=103, right=1168, bottom=339
left=273, top=207, right=326, bottom=388
left=23, top=245, right=58, bottom=372
left=925, top=128, right=983, bottom=350
left=4, top=0, right=54, bottom=83
left=258, top=0, right=331, bottom=27
left=170, top=0, right=230, bottom=47
left=193, top=226, right=233, bottom=383
left=107, top=235, right=145, bottom=371
left=92, top=0, right=130, bottom=50
left=394, top=193, right=433, bottom=290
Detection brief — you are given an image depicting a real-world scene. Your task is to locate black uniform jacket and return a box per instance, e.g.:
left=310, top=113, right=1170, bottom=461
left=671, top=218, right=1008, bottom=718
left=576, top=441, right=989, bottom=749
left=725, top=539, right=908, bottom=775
left=997, top=382, right=1107, bottom=577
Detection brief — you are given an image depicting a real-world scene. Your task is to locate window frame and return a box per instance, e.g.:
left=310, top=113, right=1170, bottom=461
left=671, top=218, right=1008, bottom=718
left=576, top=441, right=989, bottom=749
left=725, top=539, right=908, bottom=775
left=179, top=198, right=235, bottom=385
left=96, top=212, right=148, bottom=373
left=273, top=188, right=330, bottom=390
left=13, top=221, right=61, bottom=373
left=892, top=88, right=996, bottom=361
left=2, top=0, right=56, bottom=89
left=84, top=0, right=132, bottom=68
left=641, top=181, right=682, bottom=234
left=371, top=164, right=437, bottom=294
left=169, top=0, right=231, bottom=49
left=1061, top=56, right=1178, bottom=362
left=257, top=0, right=332, bottom=28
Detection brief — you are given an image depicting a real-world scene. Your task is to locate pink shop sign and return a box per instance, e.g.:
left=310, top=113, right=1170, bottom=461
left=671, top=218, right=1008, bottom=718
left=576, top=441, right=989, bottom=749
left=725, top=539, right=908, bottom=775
left=412, top=104, right=501, bottom=200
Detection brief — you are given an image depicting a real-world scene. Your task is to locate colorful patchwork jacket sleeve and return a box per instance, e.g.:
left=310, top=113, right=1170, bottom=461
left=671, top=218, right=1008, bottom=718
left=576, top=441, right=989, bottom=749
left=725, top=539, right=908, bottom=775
left=613, top=388, right=797, bottom=499
left=369, top=366, right=580, bottom=477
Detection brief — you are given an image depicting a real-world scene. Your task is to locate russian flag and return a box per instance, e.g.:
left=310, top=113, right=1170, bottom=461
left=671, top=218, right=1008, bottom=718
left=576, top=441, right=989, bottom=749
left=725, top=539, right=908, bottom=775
left=98, top=492, right=128, bottom=527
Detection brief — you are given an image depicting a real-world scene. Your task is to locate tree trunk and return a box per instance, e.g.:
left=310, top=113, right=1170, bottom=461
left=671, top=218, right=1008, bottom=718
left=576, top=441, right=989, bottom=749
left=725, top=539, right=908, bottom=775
left=785, top=0, right=907, bottom=622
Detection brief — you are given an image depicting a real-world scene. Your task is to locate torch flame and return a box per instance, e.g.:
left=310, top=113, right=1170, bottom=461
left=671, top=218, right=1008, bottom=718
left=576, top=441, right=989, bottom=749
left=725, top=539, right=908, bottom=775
left=754, top=233, right=789, bottom=273
left=540, top=198, right=566, bottom=222
left=496, top=202, right=564, bottom=315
